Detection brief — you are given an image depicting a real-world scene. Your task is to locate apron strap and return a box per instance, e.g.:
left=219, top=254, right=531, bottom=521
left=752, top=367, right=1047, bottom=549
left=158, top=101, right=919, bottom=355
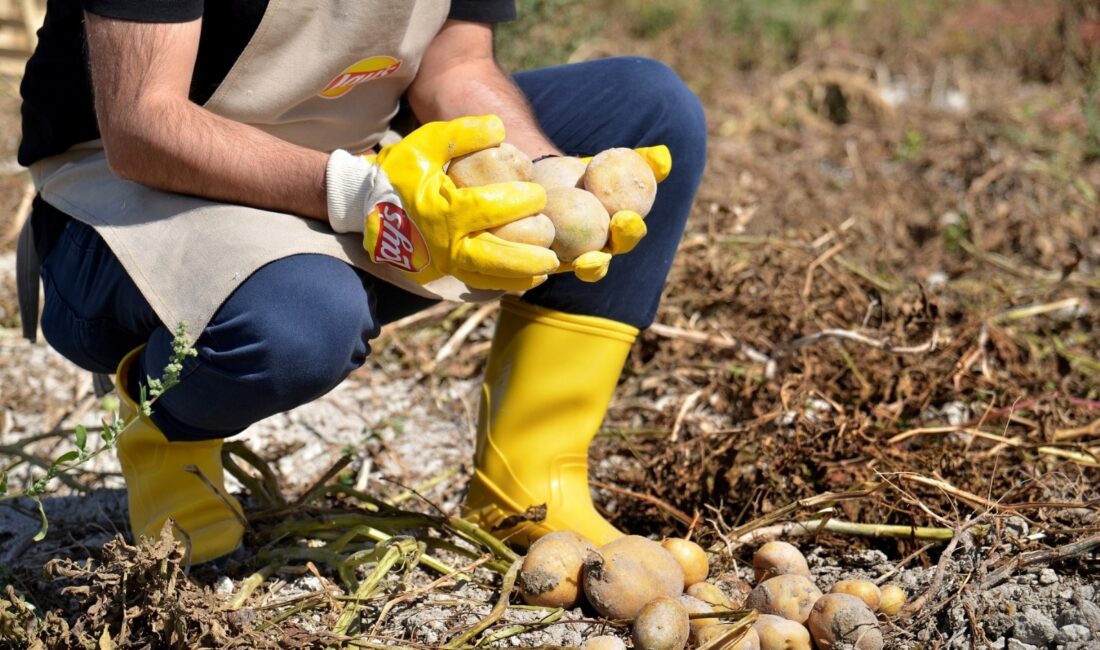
left=15, top=209, right=39, bottom=343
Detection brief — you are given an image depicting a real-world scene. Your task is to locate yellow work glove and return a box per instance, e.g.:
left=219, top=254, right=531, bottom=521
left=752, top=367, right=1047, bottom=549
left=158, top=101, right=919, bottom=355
left=553, top=145, right=672, bottom=283
left=326, top=116, right=559, bottom=292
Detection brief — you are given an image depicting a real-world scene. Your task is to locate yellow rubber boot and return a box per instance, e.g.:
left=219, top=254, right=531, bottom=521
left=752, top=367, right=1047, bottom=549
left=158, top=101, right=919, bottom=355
left=463, top=296, right=637, bottom=548
left=115, top=347, right=244, bottom=564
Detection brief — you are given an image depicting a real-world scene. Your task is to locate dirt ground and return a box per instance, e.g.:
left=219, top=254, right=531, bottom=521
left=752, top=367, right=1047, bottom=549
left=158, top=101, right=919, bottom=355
left=2, top=1, right=1099, bottom=649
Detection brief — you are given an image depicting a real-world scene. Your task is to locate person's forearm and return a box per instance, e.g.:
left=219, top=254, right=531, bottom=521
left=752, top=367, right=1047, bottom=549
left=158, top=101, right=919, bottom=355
left=105, top=97, right=329, bottom=220
left=85, top=13, right=331, bottom=221
left=408, top=58, right=560, bottom=160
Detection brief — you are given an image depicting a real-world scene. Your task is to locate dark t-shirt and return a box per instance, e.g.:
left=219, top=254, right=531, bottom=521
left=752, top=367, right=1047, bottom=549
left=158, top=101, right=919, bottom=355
left=18, top=1, right=516, bottom=166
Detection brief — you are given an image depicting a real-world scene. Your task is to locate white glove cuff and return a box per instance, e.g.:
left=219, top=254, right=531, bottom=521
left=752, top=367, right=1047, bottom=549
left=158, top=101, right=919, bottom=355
left=325, top=149, right=400, bottom=234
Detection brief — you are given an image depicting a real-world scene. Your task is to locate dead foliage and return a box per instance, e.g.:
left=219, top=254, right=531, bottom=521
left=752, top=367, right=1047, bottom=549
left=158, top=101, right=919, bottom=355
left=20, top=523, right=280, bottom=649
left=579, top=48, right=1100, bottom=568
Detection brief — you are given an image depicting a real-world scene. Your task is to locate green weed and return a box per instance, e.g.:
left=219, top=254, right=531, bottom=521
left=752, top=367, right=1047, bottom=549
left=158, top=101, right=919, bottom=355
left=894, top=128, right=925, bottom=162
left=0, top=323, right=196, bottom=543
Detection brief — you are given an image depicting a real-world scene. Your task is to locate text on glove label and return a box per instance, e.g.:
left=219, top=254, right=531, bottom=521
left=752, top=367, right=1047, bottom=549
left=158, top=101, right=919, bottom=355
left=369, top=202, right=429, bottom=273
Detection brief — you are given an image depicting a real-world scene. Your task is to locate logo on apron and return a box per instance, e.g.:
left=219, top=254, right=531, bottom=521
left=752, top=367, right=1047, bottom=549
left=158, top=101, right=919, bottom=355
left=320, top=56, right=403, bottom=99
left=366, top=202, right=430, bottom=272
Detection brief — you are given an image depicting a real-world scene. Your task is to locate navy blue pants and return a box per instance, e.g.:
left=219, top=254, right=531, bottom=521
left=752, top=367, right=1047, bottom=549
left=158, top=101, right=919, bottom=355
left=37, top=57, right=707, bottom=441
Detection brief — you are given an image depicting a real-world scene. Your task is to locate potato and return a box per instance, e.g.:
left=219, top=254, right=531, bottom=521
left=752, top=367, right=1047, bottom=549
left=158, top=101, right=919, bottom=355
left=744, top=575, right=822, bottom=624
left=806, top=593, right=883, bottom=650
left=829, top=579, right=881, bottom=612
left=695, top=625, right=760, bottom=650
left=686, top=582, right=734, bottom=609
left=489, top=214, right=556, bottom=248
left=542, top=187, right=611, bottom=262
left=680, top=594, right=720, bottom=641
left=518, top=531, right=595, bottom=608
left=752, top=542, right=811, bottom=583
left=584, top=535, right=685, bottom=620
left=582, top=635, right=627, bottom=650
left=533, top=156, right=588, bottom=189
left=632, top=597, right=690, bottom=650
left=878, top=584, right=906, bottom=616
left=753, top=614, right=812, bottom=650
left=584, top=148, right=658, bottom=217
left=447, top=142, right=533, bottom=188
left=661, top=538, right=709, bottom=587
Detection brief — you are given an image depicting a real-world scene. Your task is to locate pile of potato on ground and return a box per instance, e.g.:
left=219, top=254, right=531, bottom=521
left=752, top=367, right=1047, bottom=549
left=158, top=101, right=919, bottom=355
left=447, top=144, right=658, bottom=259
left=516, top=533, right=908, bottom=650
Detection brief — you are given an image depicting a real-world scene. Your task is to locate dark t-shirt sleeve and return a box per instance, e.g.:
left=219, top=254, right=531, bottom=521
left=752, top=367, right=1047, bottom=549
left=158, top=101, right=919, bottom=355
left=81, top=0, right=203, bottom=22
left=448, top=0, right=516, bottom=23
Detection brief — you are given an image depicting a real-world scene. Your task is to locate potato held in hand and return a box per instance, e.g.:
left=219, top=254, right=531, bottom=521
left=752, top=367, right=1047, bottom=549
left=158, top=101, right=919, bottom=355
left=489, top=214, right=556, bottom=249
left=542, top=187, right=611, bottom=262
left=446, top=142, right=534, bottom=188
left=533, top=156, right=588, bottom=189
left=518, top=531, right=595, bottom=608
left=584, top=147, right=658, bottom=217
left=444, top=144, right=556, bottom=250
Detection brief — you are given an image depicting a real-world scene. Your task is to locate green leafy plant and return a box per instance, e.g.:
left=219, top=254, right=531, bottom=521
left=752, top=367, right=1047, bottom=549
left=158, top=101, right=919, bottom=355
left=0, top=323, right=196, bottom=542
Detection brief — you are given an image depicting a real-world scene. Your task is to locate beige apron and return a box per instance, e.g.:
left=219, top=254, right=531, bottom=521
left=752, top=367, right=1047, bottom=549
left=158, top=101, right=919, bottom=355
left=26, top=0, right=499, bottom=343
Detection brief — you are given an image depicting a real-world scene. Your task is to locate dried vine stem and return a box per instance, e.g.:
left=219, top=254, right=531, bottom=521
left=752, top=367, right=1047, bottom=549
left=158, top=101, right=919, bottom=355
left=443, top=558, right=521, bottom=648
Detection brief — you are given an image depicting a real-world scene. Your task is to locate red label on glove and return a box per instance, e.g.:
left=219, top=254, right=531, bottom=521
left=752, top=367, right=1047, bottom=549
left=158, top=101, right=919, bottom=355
left=369, top=202, right=429, bottom=273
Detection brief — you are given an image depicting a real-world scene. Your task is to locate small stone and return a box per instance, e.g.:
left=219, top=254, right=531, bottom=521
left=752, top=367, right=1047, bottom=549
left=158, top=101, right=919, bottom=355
left=1006, top=641, right=1038, bottom=650
left=1014, top=608, right=1058, bottom=646
left=1038, top=568, right=1058, bottom=585
left=1004, top=516, right=1029, bottom=537
left=298, top=575, right=323, bottom=592
left=943, top=89, right=969, bottom=112
left=1058, top=624, right=1091, bottom=643
left=942, top=401, right=970, bottom=427
left=215, top=575, right=234, bottom=595
left=988, top=638, right=1005, bottom=649
left=926, top=270, right=948, bottom=292
left=939, top=211, right=962, bottom=227
left=1080, top=600, right=1100, bottom=630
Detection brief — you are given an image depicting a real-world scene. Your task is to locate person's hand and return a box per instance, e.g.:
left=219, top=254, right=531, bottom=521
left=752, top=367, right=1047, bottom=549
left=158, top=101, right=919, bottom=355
left=326, top=115, right=560, bottom=292
left=552, top=145, right=672, bottom=282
